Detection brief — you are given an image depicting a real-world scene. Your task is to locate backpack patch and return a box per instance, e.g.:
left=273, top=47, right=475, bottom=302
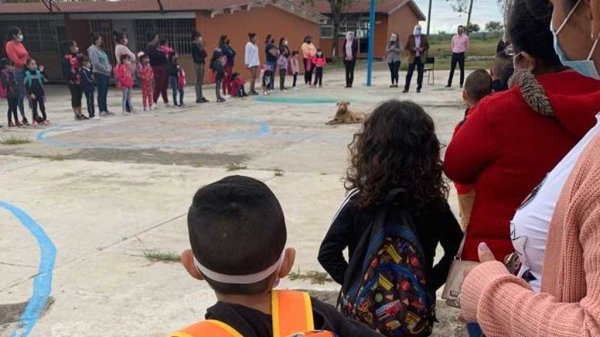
left=340, top=207, right=435, bottom=337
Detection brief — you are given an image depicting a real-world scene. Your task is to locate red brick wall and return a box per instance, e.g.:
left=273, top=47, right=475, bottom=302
left=195, top=5, right=321, bottom=83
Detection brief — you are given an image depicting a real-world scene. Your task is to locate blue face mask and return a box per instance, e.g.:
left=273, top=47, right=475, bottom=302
left=551, top=0, right=600, bottom=79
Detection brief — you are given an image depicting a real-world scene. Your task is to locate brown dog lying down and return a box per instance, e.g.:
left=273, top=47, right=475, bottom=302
left=326, top=101, right=367, bottom=125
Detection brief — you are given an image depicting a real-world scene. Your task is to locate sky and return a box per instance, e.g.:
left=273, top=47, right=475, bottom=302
left=413, top=0, right=504, bottom=34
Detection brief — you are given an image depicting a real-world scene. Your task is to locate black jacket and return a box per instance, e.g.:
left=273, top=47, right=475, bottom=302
left=191, top=42, right=207, bottom=64
left=167, top=60, right=180, bottom=77
left=145, top=44, right=167, bottom=67
left=343, top=40, right=359, bottom=60
left=205, top=298, right=383, bottom=337
left=0, top=70, right=18, bottom=99
left=318, top=194, right=463, bottom=295
left=79, top=67, right=95, bottom=91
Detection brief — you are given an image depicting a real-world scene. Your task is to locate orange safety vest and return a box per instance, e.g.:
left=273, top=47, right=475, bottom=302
left=170, top=290, right=335, bottom=337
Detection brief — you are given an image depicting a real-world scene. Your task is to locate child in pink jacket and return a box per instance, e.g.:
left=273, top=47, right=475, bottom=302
left=312, top=49, right=327, bottom=88
left=289, top=51, right=300, bottom=89
left=114, top=54, right=134, bottom=114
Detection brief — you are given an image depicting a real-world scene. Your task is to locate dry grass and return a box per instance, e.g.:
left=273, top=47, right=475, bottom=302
left=143, top=251, right=180, bottom=263
left=226, top=163, right=248, bottom=171
left=289, top=270, right=334, bottom=285
left=0, top=136, right=32, bottom=145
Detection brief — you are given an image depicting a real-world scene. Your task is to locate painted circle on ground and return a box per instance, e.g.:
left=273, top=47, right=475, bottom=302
left=254, top=96, right=338, bottom=104
left=36, top=116, right=270, bottom=150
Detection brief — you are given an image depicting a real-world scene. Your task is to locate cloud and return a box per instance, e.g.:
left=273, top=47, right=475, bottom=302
left=413, top=0, right=504, bottom=33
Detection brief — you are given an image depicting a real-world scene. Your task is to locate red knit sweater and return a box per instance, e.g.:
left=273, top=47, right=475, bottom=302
left=444, top=70, right=600, bottom=261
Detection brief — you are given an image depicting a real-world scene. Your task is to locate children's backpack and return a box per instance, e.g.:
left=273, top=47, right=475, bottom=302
left=170, top=290, right=338, bottom=337
left=25, top=70, right=44, bottom=89
left=339, top=189, right=435, bottom=337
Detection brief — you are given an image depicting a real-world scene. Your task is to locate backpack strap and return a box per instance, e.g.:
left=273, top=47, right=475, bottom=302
left=271, top=290, right=314, bottom=337
left=170, top=319, right=243, bottom=337
left=24, top=71, right=32, bottom=88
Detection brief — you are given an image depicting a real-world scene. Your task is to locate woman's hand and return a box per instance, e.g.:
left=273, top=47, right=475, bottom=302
left=459, top=242, right=499, bottom=322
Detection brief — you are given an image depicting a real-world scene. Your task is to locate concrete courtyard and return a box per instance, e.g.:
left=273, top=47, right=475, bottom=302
left=1, top=65, right=470, bottom=337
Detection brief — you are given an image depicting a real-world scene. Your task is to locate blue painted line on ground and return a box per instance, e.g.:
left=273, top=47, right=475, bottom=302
left=1, top=202, right=56, bottom=337
left=254, top=96, right=338, bottom=104
left=36, top=116, right=270, bottom=150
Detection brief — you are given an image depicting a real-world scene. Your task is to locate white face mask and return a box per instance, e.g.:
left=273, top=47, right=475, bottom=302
left=16, top=34, right=24, bottom=42
left=390, top=34, right=398, bottom=42
left=551, top=0, right=600, bottom=79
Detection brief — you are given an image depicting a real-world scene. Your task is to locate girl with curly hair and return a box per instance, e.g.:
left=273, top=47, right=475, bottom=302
left=319, top=100, right=463, bottom=299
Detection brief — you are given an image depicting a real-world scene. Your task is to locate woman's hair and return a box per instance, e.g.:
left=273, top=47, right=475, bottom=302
left=248, top=32, right=256, bottom=40
left=265, top=34, right=272, bottom=44
left=63, top=40, right=77, bottom=53
left=345, top=100, right=448, bottom=210
left=507, top=0, right=561, bottom=69
left=81, top=56, right=90, bottom=64
left=147, top=32, right=158, bottom=43
left=304, top=35, right=312, bottom=43
left=113, top=30, right=127, bottom=44
left=91, top=32, right=102, bottom=45
left=25, top=58, right=35, bottom=67
left=6, top=26, right=20, bottom=43
left=120, top=54, right=131, bottom=63
left=219, top=34, right=228, bottom=45
left=292, top=50, right=299, bottom=56
left=390, top=32, right=400, bottom=48
left=192, top=31, right=201, bottom=40
left=279, top=37, right=286, bottom=47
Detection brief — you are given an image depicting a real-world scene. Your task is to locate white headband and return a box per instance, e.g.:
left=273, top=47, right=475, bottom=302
left=194, top=252, right=285, bottom=284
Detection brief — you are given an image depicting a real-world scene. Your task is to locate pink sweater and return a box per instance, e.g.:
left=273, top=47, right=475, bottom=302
left=461, top=132, right=600, bottom=336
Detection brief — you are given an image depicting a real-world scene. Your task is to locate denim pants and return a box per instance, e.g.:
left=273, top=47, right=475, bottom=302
left=95, top=73, right=110, bottom=113
left=122, top=88, right=132, bottom=112
left=169, top=76, right=183, bottom=106
left=12, top=69, right=26, bottom=118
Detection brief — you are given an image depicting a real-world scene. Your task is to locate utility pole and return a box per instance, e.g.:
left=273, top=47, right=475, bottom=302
left=426, top=0, right=432, bottom=35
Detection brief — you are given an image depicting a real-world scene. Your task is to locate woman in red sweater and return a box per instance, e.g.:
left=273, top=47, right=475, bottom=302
left=4, top=26, right=29, bottom=125
left=444, top=4, right=600, bottom=266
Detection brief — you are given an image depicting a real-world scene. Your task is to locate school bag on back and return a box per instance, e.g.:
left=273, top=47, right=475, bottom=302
left=338, top=189, right=435, bottom=337
left=169, top=290, right=338, bottom=337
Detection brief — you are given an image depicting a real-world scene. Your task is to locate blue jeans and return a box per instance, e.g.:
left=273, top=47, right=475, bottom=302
left=467, top=323, right=484, bottom=337
left=121, top=88, right=132, bottom=112
left=95, top=73, right=110, bottom=113
left=169, top=76, right=183, bottom=106
left=266, top=61, right=276, bottom=90
left=12, top=69, right=26, bottom=118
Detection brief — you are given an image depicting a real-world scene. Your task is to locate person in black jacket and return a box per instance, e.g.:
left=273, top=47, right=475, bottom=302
left=318, top=100, right=462, bottom=297
left=343, top=31, right=359, bottom=88
left=210, top=48, right=226, bottom=103
left=145, top=32, right=169, bottom=106
left=191, top=31, right=208, bottom=103
left=79, top=56, right=96, bottom=119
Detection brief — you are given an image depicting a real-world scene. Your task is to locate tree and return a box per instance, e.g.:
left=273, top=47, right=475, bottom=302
left=447, top=0, right=475, bottom=35
left=467, top=23, right=480, bottom=34
left=485, top=21, right=503, bottom=32
left=304, top=0, right=382, bottom=58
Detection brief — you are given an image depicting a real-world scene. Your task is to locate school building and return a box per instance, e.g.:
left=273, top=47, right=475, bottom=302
left=0, top=0, right=425, bottom=83
left=0, top=0, right=325, bottom=82
left=303, top=0, right=426, bottom=59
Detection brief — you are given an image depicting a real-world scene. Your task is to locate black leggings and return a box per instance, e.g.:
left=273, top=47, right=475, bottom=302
left=303, top=58, right=313, bottom=84
left=388, top=61, right=401, bottom=85
left=313, top=68, right=323, bottom=86
left=84, top=88, right=95, bottom=117
left=30, top=96, right=46, bottom=122
left=7, top=97, right=18, bottom=124
left=68, top=83, right=83, bottom=108
left=293, top=73, right=298, bottom=87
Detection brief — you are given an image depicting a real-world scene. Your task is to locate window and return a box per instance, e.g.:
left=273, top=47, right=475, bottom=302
left=319, top=16, right=360, bottom=39
left=134, top=19, right=195, bottom=54
left=0, top=20, right=60, bottom=53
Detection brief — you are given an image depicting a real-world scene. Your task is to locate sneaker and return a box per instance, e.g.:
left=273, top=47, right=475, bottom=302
left=445, top=85, right=451, bottom=88
left=402, top=89, right=409, bottom=93
left=32, top=120, right=38, bottom=127
left=80, top=114, right=89, bottom=120
left=143, top=107, right=149, bottom=112
left=417, top=89, right=421, bottom=93
left=201, top=97, right=210, bottom=103
left=8, top=122, right=15, bottom=127
left=151, top=105, right=157, bottom=111
left=249, top=91, right=259, bottom=96
left=21, top=118, right=29, bottom=126
left=217, top=98, right=226, bottom=103
left=196, top=99, right=202, bottom=103
left=93, top=116, right=101, bottom=120
left=16, top=121, right=23, bottom=127
left=44, top=120, right=50, bottom=125
left=105, top=111, right=115, bottom=116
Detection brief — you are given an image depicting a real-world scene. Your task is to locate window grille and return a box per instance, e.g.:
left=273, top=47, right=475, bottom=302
left=89, top=20, right=116, bottom=64
left=134, top=19, right=195, bottom=54
left=0, top=20, right=60, bottom=53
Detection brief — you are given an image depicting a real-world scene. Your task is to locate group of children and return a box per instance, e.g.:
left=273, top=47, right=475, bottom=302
left=1, top=57, right=49, bottom=127
left=261, top=49, right=327, bottom=96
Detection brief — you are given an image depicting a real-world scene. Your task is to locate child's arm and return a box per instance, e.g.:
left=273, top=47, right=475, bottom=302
left=317, top=200, right=355, bottom=285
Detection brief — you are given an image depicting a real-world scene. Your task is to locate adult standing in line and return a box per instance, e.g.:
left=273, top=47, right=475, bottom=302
left=219, top=35, right=236, bottom=97
left=301, top=35, right=317, bottom=85
left=88, top=32, right=113, bottom=118
left=386, top=33, right=403, bottom=88
left=403, top=25, right=429, bottom=93
left=446, top=25, right=470, bottom=88
left=191, top=31, right=208, bottom=103
left=113, top=30, right=136, bottom=113
left=459, top=0, right=600, bottom=335
left=244, top=33, right=260, bottom=96
left=343, top=31, right=359, bottom=88
left=264, top=34, right=279, bottom=91
left=145, top=32, right=169, bottom=107
left=4, top=26, right=29, bottom=125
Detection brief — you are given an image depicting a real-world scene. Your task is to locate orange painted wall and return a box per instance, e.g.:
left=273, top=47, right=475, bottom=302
left=195, top=5, right=320, bottom=83
left=388, top=6, right=421, bottom=56
left=320, top=13, right=389, bottom=59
